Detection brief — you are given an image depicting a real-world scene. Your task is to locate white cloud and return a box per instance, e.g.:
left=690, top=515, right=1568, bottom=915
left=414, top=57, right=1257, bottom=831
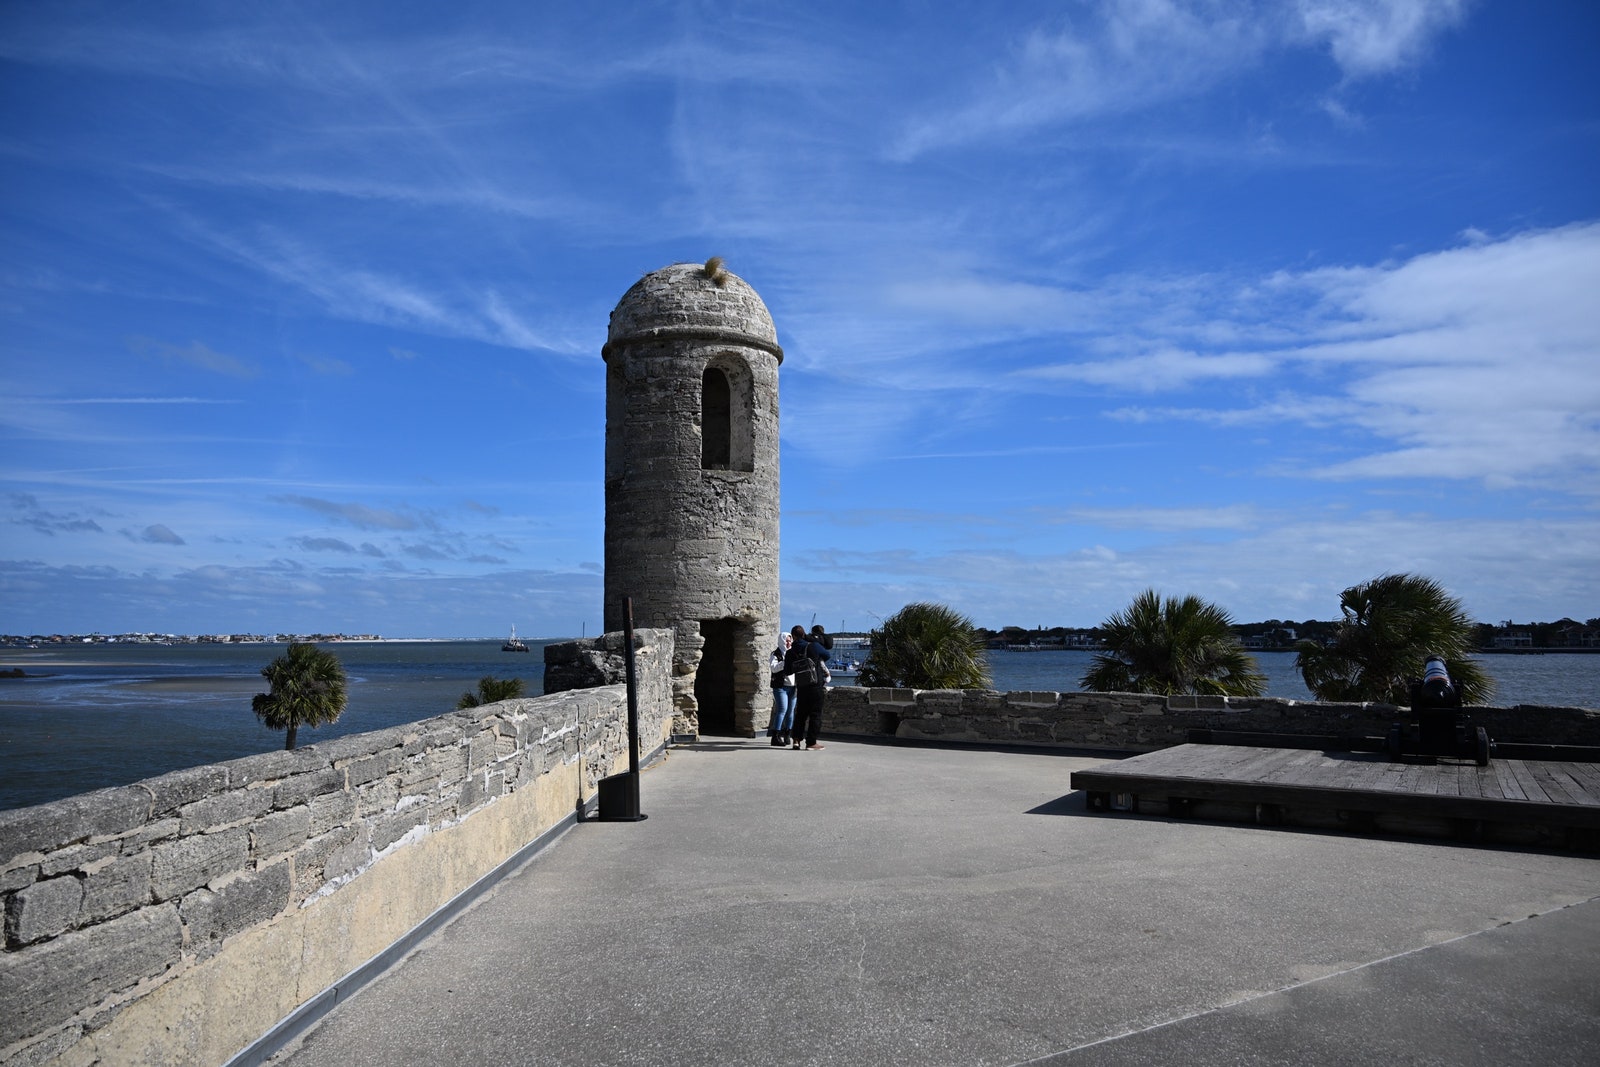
left=1263, top=225, right=1599, bottom=486
left=1042, top=223, right=1600, bottom=490
left=137, top=524, right=185, bottom=545
left=892, top=0, right=1469, bottom=158
left=1041, top=504, right=1266, bottom=531
left=1023, top=346, right=1275, bottom=391
left=167, top=219, right=589, bottom=358
left=128, top=337, right=258, bottom=379
left=1294, top=0, right=1468, bottom=80
left=275, top=496, right=424, bottom=532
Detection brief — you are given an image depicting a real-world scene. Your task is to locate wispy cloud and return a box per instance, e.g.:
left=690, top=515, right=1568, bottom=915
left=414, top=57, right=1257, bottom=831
left=891, top=0, right=1468, bottom=159
left=8, top=493, right=107, bottom=537
left=1022, top=347, right=1276, bottom=391
left=292, top=536, right=358, bottom=553
left=128, top=337, right=258, bottom=379
left=39, top=397, right=241, bottom=405
left=1144, top=223, right=1600, bottom=488
left=1038, top=504, right=1268, bottom=532
left=129, top=524, right=185, bottom=545
left=294, top=353, right=354, bottom=377
left=143, top=165, right=573, bottom=222
left=1294, top=0, right=1469, bottom=81
left=166, top=217, right=588, bottom=357
left=275, top=495, right=425, bottom=531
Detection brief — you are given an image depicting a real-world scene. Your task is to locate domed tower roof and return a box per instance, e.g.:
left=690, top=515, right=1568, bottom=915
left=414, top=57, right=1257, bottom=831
left=604, top=260, right=782, bottom=363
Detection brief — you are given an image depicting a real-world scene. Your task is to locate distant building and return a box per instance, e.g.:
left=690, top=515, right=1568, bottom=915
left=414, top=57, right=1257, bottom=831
left=1492, top=628, right=1534, bottom=649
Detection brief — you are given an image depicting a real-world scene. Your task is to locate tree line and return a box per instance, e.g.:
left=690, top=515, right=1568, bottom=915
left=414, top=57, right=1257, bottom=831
left=858, top=573, right=1501, bottom=705
left=979, top=617, right=1599, bottom=651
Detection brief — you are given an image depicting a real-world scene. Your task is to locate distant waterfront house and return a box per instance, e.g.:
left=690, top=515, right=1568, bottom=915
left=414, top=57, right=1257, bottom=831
left=1492, top=629, right=1534, bottom=649
left=1557, top=624, right=1600, bottom=649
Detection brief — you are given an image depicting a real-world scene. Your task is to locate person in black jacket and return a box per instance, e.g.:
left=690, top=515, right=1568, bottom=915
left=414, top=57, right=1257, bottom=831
left=784, top=624, right=831, bottom=750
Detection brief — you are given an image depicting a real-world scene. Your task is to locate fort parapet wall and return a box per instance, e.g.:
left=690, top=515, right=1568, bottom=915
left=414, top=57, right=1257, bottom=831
left=0, top=629, right=673, bottom=1067
left=824, top=686, right=1600, bottom=750
left=6, top=655, right=1596, bottom=1067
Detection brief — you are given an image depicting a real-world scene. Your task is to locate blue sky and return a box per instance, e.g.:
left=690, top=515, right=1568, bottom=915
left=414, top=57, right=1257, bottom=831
left=2, top=0, right=1597, bottom=639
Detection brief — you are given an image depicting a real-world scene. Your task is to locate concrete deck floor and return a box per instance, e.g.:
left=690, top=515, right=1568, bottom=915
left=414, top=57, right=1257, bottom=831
left=267, top=739, right=1600, bottom=1066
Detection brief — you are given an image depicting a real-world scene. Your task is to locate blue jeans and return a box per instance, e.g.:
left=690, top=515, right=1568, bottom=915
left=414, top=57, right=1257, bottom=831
left=769, top=686, right=796, bottom=734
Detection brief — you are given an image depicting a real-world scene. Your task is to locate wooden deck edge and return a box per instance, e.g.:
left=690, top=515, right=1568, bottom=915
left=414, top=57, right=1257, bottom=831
left=1068, top=768, right=1600, bottom=830
left=1186, top=729, right=1600, bottom=762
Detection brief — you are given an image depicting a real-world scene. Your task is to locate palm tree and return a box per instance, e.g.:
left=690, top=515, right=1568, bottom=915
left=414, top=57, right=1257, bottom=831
left=456, top=675, right=526, bottom=709
left=857, top=602, right=992, bottom=689
left=252, top=642, right=348, bottom=750
left=1081, top=589, right=1267, bottom=697
left=1295, top=573, right=1493, bottom=705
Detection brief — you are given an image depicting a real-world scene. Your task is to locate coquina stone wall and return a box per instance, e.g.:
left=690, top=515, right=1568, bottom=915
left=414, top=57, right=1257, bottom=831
left=824, top=686, right=1600, bottom=750
left=0, top=628, right=673, bottom=1067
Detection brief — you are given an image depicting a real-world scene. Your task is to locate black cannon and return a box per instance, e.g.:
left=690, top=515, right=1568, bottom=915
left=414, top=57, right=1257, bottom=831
left=1386, top=708, right=1492, bottom=766
left=1385, top=656, right=1492, bottom=766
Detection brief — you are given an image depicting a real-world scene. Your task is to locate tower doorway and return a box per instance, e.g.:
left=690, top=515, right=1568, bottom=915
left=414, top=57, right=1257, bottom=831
left=694, top=617, right=738, bottom=735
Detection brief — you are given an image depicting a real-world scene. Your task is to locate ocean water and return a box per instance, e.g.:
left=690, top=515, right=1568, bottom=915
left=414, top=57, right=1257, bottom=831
left=2, top=642, right=1596, bottom=811
left=0, top=640, right=555, bottom=812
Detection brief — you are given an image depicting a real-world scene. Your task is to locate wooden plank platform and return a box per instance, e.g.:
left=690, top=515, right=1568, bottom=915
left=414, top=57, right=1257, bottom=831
left=1070, top=744, right=1600, bottom=851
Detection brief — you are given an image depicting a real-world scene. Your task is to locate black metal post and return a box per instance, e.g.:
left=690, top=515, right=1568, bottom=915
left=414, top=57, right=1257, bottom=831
left=597, top=595, right=645, bottom=821
left=623, top=596, right=640, bottom=778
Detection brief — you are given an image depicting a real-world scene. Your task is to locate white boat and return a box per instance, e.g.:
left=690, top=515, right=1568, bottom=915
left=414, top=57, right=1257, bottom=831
left=828, top=641, right=867, bottom=682
left=501, top=625, right=529, bottom=653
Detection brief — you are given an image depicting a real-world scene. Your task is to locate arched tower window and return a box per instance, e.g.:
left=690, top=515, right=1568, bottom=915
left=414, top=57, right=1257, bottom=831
left=701, top=356, right=756, bottom=473
left=702, top=367, right=731, bottom=469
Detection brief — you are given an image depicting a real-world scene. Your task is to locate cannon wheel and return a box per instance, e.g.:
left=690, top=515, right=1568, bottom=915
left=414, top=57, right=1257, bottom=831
left=1475, top=726, right=1491, bottom=767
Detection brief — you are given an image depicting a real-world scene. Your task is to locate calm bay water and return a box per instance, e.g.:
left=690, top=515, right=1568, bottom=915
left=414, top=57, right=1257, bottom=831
left=0, top=641, right=557, bottom=812
left=2, top=641, right=1596, bottom=811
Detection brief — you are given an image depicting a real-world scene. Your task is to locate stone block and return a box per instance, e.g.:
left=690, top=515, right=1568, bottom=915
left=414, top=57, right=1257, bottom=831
left=415, top=721, right=467, bottom=752
left=428, top=743, right=471, bottom=787
left=178, top=786, right=275, bottom=835
left=0, top=903, right=182, bottom=1048
left=5, top=874, right=84, bottom=946
left=309, top=790, right=357, bottom=836
left=124, top=816, right=181, bottom=850
left=150, top=828, right=249, bottom=902
left=371, top=805, right=429, bottom=853
left=220, top=746, right=323, bottom=787
left=78, top=853, right=153, bottom=925
left=1005, top=691, right=1062, bottom=707
left=345, top=748, right=400, bottom=788
left=459, top=773, right=487, bottom=811
left=397, top=752, right=438, bottom=790
left=251, top=806, right=311, bottom=861
left=0, top=788, right=150, bottom=865
left=274, top=766, right=346, bottom=809
left=1, top=864, right=37, bottom=894
left=356, top=777, right=399, bottom=817
left=179, top=862, right=291, bottom=957
left=2, top=1024, right=82, bottom=1067
left=39, top=840, right=118, bottom=878
left=320, top=827, right=372, bottom=886
left=311, top=727, right=402, bottom=765
left=140, top=764, right=231, bottom=815
left=291, top=824, right=359, bottom=901
left=468, top=730, right=497, bottom=771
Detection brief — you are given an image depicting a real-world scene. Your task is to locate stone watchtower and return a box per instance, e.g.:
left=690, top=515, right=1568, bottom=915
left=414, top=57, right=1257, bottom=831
left=602, top=259, right=782, bottom=737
